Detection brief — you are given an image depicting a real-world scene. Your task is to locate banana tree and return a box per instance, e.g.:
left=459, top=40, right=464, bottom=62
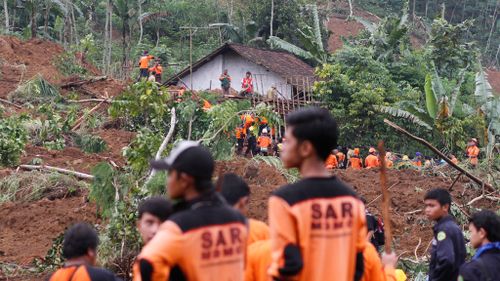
left=475, top=64, right=500, bottom=160
left=266, top=4, right=328, bottom=65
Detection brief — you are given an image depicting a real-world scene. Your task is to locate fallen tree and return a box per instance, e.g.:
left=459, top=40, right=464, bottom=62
left=19, top=164, right=94, bottom=180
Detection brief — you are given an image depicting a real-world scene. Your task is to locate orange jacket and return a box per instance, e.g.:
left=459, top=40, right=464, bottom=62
left=139, top=55, right=154, bottom=69
left=365, top=154, right=379, bottom=169
left=236, top=127, right=245, bottom=139
left=202, top=99, right=211, bottom=111
left=337, top=152, right=346, bottom=163
left=325, top=154, right=338, bottom=169
left=361, top=243, right=397, bottom=281
left=248, top=219, right=270, bottom=246
left=268, top=177, right=367, bottom=281
left=149, top=65, right=163, bottom=74
left=350, top=156, right=363, bottom=170
left=245, top=240, right=272, bottom=281
left=385, top=159, right=393, bottom=169
left=466, top=145, right=479, bottom=165
left=257, top=136, right=271, bottom=148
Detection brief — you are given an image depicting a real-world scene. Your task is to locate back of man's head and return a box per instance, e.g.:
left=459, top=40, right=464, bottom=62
left=219, top=173, right=250, bottom=206
left=286, top=107, right=339, bottom=161
left=424, top=188, right=452, bottom=207
left=470, top=210, right=500, bottom=242
left=138, top=197, right=172, bottom=222
left=62, top=223, right=98, bottom=260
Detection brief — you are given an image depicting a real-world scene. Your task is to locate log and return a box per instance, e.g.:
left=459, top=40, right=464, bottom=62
left=378, top=141, right=393, bottom=254
left=67, top=99, right=111, bottom=103
left=384, top=119, right=495, bottom=192
left=71, top=100, right=106, bottom=131
left=19, top=164, right=94, bottom=180
left=0, top=98, right=22, bottom=109
left=60, top=76, right=107, bottom=89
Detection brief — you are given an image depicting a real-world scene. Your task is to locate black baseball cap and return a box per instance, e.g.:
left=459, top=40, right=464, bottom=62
left=150, top=141, right=214, bottom=182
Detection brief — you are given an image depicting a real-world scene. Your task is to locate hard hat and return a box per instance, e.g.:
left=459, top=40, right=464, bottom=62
left=416, top=152, right=422, bottom=157
left=369, top=147, right=376, bottom=153
left=402, top=155, right=409, bottom=161
left=262, top=128, right=268, bottom=134
left=471, top=138, right=478, bottom=143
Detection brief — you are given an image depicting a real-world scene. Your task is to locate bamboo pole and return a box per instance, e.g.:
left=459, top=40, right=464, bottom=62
left=384, top=119, right=495, bottom=192
left=19, top=165, right=94, bottom=180
left=0, top=98, right=22, bottom=109
left=378, top=140, right=393, bottom=254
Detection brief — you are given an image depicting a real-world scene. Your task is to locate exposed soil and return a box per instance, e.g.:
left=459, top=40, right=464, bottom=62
left=0, top=196, right=98, bottom=266
left=486, top=68, right=500, bottom=96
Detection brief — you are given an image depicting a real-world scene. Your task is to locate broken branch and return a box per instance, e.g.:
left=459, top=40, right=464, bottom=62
left=0, top=98, right=23, bottom=109
left=384, top=119, right=494, bottom=192
left=19, top=164, right=94, bottom=180
left=60, top=76, right=107, bottom=89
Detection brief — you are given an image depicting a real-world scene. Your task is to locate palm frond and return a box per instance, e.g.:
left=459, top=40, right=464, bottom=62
left=375, top=105, right=432, bottom=130
left=310, top=4, right=323, bottom=51
left=475, top=64, right=493, bottom=106
left=267, top=36, right=313, bottom=60
left=449, top=67, right=467, bottom=116
left=424, top=74, right=438, bottom=119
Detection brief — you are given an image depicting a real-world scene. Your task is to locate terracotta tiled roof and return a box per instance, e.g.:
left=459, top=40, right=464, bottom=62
left=165, top=43, right=315, bottom=84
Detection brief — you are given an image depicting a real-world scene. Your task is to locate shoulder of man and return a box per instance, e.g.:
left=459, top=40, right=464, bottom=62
left=272, top=177, right=358, bottom=206
left=458, top=260, right=483, bottom=281
left=86, top=266, right=123, bottom=281
left=169, top=204, right=247, bottom=233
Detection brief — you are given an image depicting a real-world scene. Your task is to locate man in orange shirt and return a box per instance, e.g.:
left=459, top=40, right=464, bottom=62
left=466, top=138, right=480, bottom=167
left=257, top=129, right=271, bottom=156
left=134, top=141, right=248, bottom=281
left=336, top=147, right=346, bottom=169
left=365, top=147, right=379, bottom=169
left=138, top=50, right=154, bottom=80
left=349, top=148, right=363, bottom=170
left=269, top=107, right=366, bottom=281
left=148, top=60, right=163, bottom=83
left=245, top=239, right=272, bottom=281
left=219, top=173, right=270, bottom=246
left=236, top=126, right=246, bottom=155
left=49, top=223, right=122, bottom=281
left=325, top=150, right=338, bottom=170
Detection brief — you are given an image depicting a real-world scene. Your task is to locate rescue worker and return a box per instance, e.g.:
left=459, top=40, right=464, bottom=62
left=48, top=223, right=122, bottom=281
left=245, top=239, right=272, bottom=281
left=266, top=85, right=278, bottom=100
left=241, top=71, right=253, bottom=97
left=219, top=69, right=231, bottom=96
left=325, top=150, right=338, bottom=170
left=245, top=130, right=257, bottom=157
left=458, top=210, right=500, bottom=281
left=235, top=125, right=245, bottom=155
left=269, top=107, right=367, bottom=281
left=336, top=147, right=346, bottom=169
left=449, top=154, right=459, bottom=165
left=137, top=197, right=172, bottom=244
left=202, top=99, right=211, bottom=111
left=149, top=61, right=163, bottom=83
left=134, top=141, right=248, bottom=281
left=258, top=116, right=269, bottom=136
left=257, top=129, right=271, bottom=156
left=365, top=147, right=379, bottom=169
left=241, top=113, right=254, bottom=135
left=219, top=173, right=270, bottom=245
left=349, top=148, right=363, bottom=170
left=424, top=188, right=466, bottom=281
left=385, top=152, right=394, bottom=169
left=396, top=155, right=413, bottom=169
left=138, top=50, right=155, bottom=80
left=413, top=152, right=423, bottom=167
left=466, top=138, right=480, bottom=168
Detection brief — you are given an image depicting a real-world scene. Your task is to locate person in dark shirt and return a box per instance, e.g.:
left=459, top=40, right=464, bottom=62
left=458, top=210, right=500, bottom=281
left=48, top=223, right=122, bottom=281
left=424, top=188, right=466, bottom=281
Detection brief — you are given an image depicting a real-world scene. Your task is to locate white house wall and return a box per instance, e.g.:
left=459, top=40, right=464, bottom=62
left=178, top=50, right=292, bottom=98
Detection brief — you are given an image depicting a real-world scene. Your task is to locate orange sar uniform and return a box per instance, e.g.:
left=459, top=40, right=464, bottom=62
left=350, top=155, right=363, bottom=170
left=245, top=240, right=272, bottom=281
left=257, top=135, right=271, bottom=151
left=248, top=218, right=270, bottom=246
left=139, top=55, right=154, bottom=77
left=49, top=265, right=120, bottom=281
left=337, top=152, right=346, bottom=167
left=361, top=243, right=397, bottom=281
left=466, top=145, right=479, bottom=166
left=134, top=193, right=248, bottom=281
left=149, top=64, right=163, bottom=83
left=365, top=154, right=379, bottom=169
left=268, top=176, right=367, bottom=281
left=325, top=154, right=338, bottom=169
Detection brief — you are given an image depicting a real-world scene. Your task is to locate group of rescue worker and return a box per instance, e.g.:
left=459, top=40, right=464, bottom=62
left=235, top=112, right=280, bottom=157
left=138, top=50, right=163, bottom=83
left=48, top=108, right=499, bottom=281
left=325, top=137, right=482, bottom=171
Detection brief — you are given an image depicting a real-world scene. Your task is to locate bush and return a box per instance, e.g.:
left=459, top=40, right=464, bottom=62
left=0, top=116, right=28, bottom=167
left=54, top=51, right=88, bottom=76
left=74, top=133, right=107, bottom=154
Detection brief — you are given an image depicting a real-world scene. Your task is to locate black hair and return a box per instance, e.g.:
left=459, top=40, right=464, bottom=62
left=138, top=197, right=173, bottom=222
left=469, top=210, right=500, bottom=242
left=246, top=71, right=251, bottom=75
left=424, top=188, right=451, bottom=207
left=62, top=223, right=99, bottom=259
left=286, top=107, right=339, bottom=160
left=219, top=173, right=250, bottom=205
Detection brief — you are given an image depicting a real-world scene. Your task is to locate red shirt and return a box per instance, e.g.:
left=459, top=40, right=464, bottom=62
left=242, top=77, right=253, bottom=93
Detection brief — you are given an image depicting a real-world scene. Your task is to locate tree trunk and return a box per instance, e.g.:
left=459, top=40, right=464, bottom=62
left=71, top=3, right=78, bottom=45
left=485, top=2, right=498, bottom=54
left=270, top=0, right=274, bottom=36
left=103, top=0, right=109, bottom=73
left=156, top=26, right=160, bottom=47
left=425, top=0, right=429, bottom=18
left=3, top=0, right=9, bottom=31
left=30, top=1, right=36, bottom=38
left=347, top=0, right=354, bottom=18
left=138, top=0, right=143, bottom=45
left=44, top=2, right=51, bottom=35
